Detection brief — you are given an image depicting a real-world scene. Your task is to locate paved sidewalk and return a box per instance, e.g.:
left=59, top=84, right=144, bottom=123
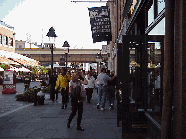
left=0, top=82, right=40, bottom=115
left=0, top=89, right=122, bottom=138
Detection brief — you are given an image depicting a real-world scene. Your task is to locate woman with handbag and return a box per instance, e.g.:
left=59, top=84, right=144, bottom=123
left=67, top=71, right=88, bottom=131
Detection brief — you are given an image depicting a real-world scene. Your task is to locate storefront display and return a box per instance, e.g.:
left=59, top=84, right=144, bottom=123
left=116, top=0, right=165, bottom=137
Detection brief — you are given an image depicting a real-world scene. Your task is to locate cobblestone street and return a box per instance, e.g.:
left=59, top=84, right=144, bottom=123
left=0, top=82, right=44, bottom=116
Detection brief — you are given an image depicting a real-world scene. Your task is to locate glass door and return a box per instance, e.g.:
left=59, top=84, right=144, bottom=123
left=117, top=35, right=164, bottom=135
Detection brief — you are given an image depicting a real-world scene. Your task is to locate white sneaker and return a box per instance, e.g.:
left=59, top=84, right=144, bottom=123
left=109, top=106, right=114, bottom=109
left=101, top=107, right=104, bottom=111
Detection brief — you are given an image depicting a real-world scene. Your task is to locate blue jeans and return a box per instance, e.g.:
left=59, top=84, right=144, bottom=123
left=97, top=85, right=107, bottom=108
left=108, top=85, right=115, bottom=106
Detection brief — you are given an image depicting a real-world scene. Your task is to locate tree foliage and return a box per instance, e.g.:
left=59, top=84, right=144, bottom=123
left=0, top=63, right=9, bottom=69
left=29, top=66, right=48, bottom=75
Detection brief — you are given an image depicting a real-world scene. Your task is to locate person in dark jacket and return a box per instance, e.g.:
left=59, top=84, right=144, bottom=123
left=93, top=72, right=97, bottom=80
left=23, top=73, right=31, bottom=91
left=53, top=72, right=58, bottom=100
left=107, top=71, right=117, bottom=109
left=67, top=71, right=88, bottom=131
left=49, top=72, right=58, bottom=101
left=40, top=78, right=47, bottom=87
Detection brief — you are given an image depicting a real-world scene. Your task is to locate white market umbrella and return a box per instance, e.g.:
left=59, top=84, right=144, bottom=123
left=18, top=67, right=31, bottom=72
left=9, top=67, right=19, bottom=72
left=0, top=67, right=4, bottom=71
left=47, top=64, right=63, bottom=68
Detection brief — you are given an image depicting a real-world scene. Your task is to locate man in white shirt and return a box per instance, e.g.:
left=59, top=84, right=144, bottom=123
left=84, top=72, right=98, bottom=104
left=97, top=68, right=112, bottom=110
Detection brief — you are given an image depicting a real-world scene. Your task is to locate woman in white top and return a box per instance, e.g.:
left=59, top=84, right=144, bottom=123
left=67, top=71, right=88, bottom=131
left=85, top=71, right=97, bottom=104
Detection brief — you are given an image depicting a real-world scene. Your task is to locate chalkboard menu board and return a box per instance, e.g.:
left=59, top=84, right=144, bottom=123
left=88, top=6, right=112, bottom=43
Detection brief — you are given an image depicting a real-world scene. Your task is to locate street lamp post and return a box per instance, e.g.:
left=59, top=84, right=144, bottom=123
left=65, top=53, right=67, bottom=69
left=46, top=27, right=57, bottom=101
left=62, top=41, right=70, bottom=70
left=96, top=49, right=102, bottom=74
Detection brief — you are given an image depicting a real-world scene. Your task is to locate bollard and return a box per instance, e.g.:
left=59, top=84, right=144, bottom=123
left=34, top=87, right=38, bottom=106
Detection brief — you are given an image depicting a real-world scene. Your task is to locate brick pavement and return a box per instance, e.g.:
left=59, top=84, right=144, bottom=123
left=0, top=89, right=122, bottom=139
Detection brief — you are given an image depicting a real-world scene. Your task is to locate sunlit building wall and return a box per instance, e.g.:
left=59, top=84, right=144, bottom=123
left=0, top=21, right=15, bottom=52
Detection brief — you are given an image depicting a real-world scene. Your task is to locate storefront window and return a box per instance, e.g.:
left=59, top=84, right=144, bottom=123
left=3, top=36, right=6, bottom=45
left=147, top=41, right=162, bottom=114
left=0, top=34, right=2, bottom=44
left=9, top=38, right=13, bottom=46
left=157, top=0, right=165, bottom=15
left=148, top=17, right=165, bottom=35
left=148, top=4, right=154, bottom=26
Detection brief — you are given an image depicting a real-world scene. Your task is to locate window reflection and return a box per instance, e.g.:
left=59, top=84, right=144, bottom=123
left=157, top=0, right=165, bottom=15
left=9, top=38, right=13, bottom=46
left=0, top=34, right=1, bottom=44
left=148, top=17, right=165, bottom=35
left=147, top=42, right=162, bottom=114
left=148, top=4, right=154, bottom=26
left=3, top=36, right=6, bottom=45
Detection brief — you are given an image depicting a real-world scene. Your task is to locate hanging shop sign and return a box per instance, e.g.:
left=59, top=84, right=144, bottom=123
left=88, top=6, right=112, bottom=43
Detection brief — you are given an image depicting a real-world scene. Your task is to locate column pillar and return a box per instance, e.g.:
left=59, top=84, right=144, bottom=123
left=173, top=0, right=186, bottom=138
left=161, top=0, right=175, bottom=139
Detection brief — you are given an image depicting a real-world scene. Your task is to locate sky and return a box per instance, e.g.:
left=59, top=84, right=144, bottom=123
left=0, top=0, right=108, bottom=49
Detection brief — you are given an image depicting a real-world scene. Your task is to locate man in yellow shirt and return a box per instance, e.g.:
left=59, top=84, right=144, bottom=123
left=55, top=69, right=71, bottom=109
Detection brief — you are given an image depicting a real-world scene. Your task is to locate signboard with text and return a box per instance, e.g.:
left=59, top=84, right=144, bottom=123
left=4, top=70, right=13, bottom=84
left=2, top=70, right=17, bottom=94
left=88, top=6, right=112, bottom=43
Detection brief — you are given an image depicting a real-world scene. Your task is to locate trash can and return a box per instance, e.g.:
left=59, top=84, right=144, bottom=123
left=37, top=89, right=45, bottom=105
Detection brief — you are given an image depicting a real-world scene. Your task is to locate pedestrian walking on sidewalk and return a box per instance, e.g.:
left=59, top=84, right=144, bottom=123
left=97, top=68, right=115, bottom=110
left=106, top=70, right=111, bottom=101
left=67, top=71, right=88, bottom=131
left=93, top=72, right=98, bottom=94
left=55, top=68, right=71, bottom=109
left=107, top=71, right=117, bottom=109
left=66, top=70, right=71, bottom=102
left=23, top=73, right=31, bottom=92
left=40, top=78, right=47, bottom=87
left=85, top=71, right=98, bottom=104
left=49, top=72, right=57, bottom=101
left=49, top=72, right=58, bottom=100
